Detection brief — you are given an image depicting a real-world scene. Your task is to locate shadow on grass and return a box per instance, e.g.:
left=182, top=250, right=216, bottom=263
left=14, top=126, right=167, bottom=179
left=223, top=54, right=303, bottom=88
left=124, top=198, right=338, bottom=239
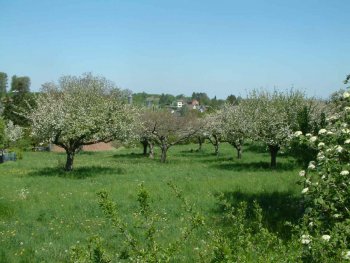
left=27, top=166, right=123, bottom=179
left=77, top=151, right=99, bottom=155
left=214, top=190, right=304, bottom=239
left=244, top=142, right=267, bottom=153
left=0, top=200, right=15, bottom=219
left=171, top=147, right=234, bottom=160
left=112, top=152, right=149, bottom=160
left=212, top=160, right=297, bottom=171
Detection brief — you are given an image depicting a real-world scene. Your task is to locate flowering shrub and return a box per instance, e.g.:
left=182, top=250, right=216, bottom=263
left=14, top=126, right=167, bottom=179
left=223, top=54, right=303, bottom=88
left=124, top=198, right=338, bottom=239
left=296, top=87, right=350, bottom=261
left=28, top=73, right=139, bottom=171
left=4, top=120, right=23, bottom=144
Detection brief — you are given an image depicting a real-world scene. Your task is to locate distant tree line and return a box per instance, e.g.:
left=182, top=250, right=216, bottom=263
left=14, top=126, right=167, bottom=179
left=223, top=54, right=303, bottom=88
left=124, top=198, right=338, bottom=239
left=132, top=91, right=241, bottom=109
left=0, top=72, right=37, bottom=156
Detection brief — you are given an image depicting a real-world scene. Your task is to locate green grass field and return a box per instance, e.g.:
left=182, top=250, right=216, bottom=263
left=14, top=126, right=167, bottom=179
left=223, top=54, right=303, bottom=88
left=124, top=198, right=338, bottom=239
left=0, top=142, right=303, bottom=262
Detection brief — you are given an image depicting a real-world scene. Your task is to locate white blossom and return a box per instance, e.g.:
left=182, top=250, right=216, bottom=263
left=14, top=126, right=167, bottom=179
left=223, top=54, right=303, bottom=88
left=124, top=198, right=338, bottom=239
left=294, top=131, right=303, bottom=137
left=317, top=154, right=325, bottom=161
left=328, top=115, right=338, bottom=122
left=309, top=136, right=317, bottom=143
left=305, top=133, right=312, bottom=137
left=308, top=162, right=316, bottom=170
left=345, top=139, right=350, bottom=144
left=318, top=142, right=325, bottom=149
left=340, top=170, right=349, bottom=176
left=342, top=129, right=350, bottom=134
left=301, top=234, right=311, bottom=244
left=336, top=146, right=344, bottom=153
left=321, top=235, right=331, bottom=242
left=343, top=91, right=350, bottom=99
left=302, top=187, right=309, bottom=194
left=318, top=129, right=327, bottom=135
left=343, top=250, right=350, bottom=260
left=4, top=121, right=23, bottom=142
left=299, top=170, right=306, bottom=177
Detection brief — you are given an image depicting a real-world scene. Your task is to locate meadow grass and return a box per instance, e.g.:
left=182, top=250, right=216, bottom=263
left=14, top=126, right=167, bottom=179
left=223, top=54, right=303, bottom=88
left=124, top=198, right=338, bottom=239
left=0, top=142, right=303, bottom=262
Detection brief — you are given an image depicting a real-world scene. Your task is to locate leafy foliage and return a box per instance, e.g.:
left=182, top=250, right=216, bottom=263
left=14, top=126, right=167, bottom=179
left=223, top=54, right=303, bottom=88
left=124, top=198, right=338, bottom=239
left=296, top=87, right=350, bottom=261
left=0, top=72, right=7, bottom=98
left=70, top=183, right=205, bottom=262
left=70, top=183, right=304, bottom=263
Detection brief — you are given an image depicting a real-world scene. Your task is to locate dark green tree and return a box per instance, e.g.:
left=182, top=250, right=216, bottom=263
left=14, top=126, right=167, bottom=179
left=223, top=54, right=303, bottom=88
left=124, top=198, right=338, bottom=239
left=0, top=72, right=7, bottom=98
left=0, top=118, right=5, bottom=149
left=191, top=92, right=210, bottom=105
left=3, top=75, right=34, bottom=126
left=132, top=92, right=149, bottom=106
left=159, top=93, right=175, bottom=107
left=10, top=75, right=30, bottom=93
left=226, top=94, right=237, bottom=105
left=297, top=105, right=312, bottom=134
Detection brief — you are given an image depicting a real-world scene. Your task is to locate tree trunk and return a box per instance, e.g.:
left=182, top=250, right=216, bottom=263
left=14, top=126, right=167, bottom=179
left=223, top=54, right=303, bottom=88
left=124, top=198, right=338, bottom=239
left=149, top=142, right=154, bottom=159
left=236, top=146, right=242, bottom=159
left=268, top=145, right=280, bottom=168
left=214, top=143, right=219, bottom=155
left=213, top=135, right=220, bottom=155
left=197, top=136, right=203, bottom=151
left=0, top=149, right=4, bottom=163
left=231, top=142, right=242, bottom=159
left=160, top=145, right=167, bottom=163
left=142, top=140, right=148, bottom=156
left=65, top=150, right=75, bottom=171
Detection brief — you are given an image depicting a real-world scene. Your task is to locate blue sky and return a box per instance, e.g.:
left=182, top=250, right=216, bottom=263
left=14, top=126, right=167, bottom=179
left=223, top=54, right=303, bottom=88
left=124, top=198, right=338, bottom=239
left=0, top=0, right=349, bottom=99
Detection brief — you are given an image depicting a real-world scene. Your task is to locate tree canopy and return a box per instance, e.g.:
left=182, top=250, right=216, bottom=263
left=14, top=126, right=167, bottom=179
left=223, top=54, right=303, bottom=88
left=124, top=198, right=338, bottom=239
left=29, top=73, right=139, bottom=171
left=240, top=89, right=305, bottom=167
left=0, top=72, right=7, bottom=98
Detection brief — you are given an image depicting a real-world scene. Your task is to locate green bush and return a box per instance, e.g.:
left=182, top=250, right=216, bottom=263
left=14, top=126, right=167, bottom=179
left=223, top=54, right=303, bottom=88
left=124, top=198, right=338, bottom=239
left=70, top=184, right=303, bottom=262
left=296, top=88, right=350, bottom=262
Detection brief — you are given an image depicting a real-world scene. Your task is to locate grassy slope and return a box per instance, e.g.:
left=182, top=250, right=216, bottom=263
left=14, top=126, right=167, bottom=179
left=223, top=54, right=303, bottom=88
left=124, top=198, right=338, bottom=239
left=0, top=142, right=302, bottom=262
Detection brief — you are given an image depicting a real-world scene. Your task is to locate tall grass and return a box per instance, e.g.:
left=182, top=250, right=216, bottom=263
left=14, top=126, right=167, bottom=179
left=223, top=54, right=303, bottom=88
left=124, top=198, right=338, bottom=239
left=0, top=142, right=302, bottom=262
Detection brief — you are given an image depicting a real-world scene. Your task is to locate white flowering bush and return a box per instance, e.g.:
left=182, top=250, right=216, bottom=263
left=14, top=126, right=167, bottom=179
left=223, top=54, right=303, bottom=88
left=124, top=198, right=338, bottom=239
left=4, top=120, right=23, bottom=143
left=240, top=89, right=306, bottom=168
left=141, top=110, right=202, bottom=162
left=297, top=85, right=350, bottom=261
left=0, top=118, right=24, bottom=159
left=288, top=100, right=330, bottom=167
left=202, top=112, right=225, bottom=155
left=28, top=73, right=139, bottom=171
left=220, top=104, right=249, bottom=159
left=0, top=119, right=23, bottom=149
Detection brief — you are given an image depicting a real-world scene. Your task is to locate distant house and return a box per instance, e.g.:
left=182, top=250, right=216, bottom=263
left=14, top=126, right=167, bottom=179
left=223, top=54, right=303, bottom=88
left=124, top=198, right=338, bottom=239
left=177, top=100, right=185, bottom=108
left=189, top=99, right=199, bottom=109
left=199, top=105, right=206, bottom=113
